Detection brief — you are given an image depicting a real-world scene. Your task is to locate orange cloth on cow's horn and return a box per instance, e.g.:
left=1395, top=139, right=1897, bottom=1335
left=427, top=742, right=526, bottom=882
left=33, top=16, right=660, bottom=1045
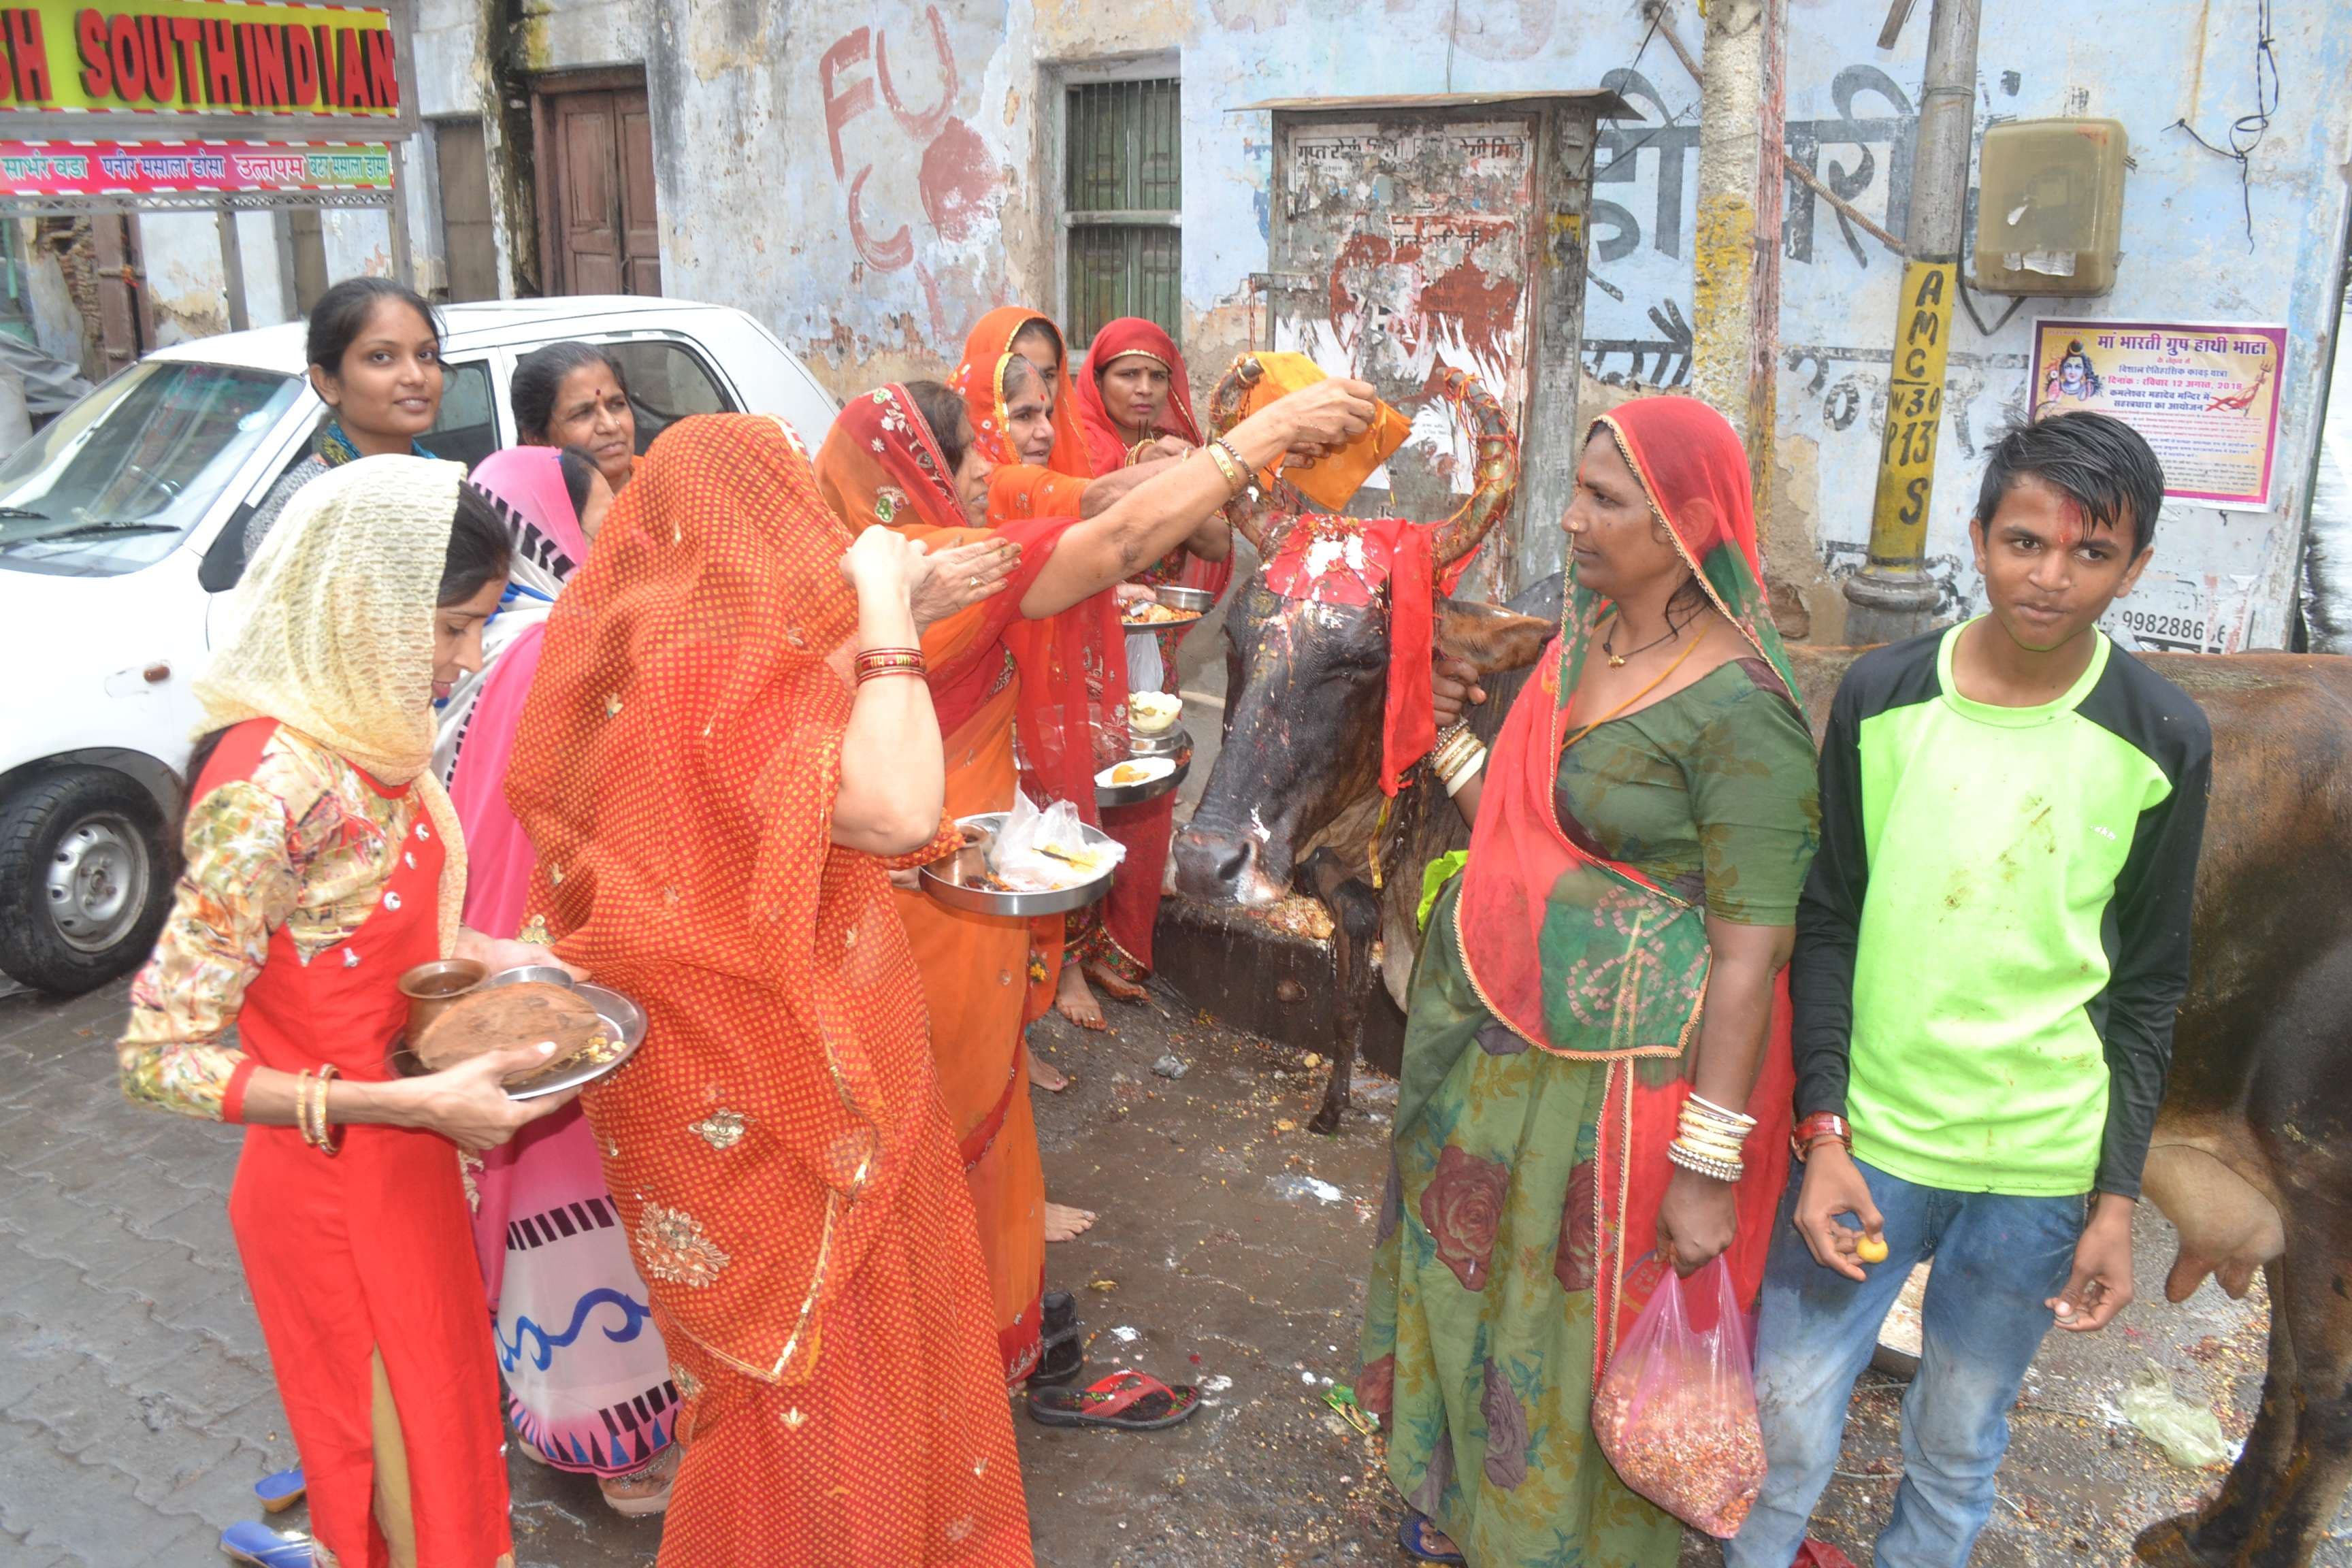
left=503, top=412, right=1032, bottom=1565
left=814, top=385, right=1096, bottom=1384
left=1235, top=350, right=1411, bottom=511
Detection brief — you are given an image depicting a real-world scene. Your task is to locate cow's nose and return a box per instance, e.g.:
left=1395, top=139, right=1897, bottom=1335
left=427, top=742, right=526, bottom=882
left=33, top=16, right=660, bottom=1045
left=1172, top=823, right=1253, bottom=898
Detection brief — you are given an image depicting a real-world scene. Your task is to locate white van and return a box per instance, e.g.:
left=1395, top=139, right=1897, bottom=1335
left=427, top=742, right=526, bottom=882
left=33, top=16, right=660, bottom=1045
left=0, top=297, right=838, bottom=994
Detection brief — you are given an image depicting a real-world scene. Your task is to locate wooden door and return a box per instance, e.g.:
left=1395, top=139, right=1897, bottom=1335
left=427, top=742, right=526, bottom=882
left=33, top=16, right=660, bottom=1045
left=618, top=95, right=660, bottom=295
left=434, top=118, right=499, bottom=303
left=536, top=80, right=660, bottom=297
left=90, top=215, right=152, bottom=375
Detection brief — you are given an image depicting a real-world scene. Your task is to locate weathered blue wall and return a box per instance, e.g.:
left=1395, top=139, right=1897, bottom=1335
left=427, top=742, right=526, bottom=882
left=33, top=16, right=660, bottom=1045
left=393, top=0, right=2352, bottom=645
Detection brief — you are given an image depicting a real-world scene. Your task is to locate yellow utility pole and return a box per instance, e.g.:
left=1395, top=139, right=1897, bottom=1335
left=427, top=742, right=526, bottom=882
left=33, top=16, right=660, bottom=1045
left=1842, top=0, right=1980, bottom=644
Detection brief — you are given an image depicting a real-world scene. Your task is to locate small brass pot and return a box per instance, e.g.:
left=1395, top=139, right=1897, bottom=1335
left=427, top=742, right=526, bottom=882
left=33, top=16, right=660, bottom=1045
left=395, top=959, right=487, bottom=1047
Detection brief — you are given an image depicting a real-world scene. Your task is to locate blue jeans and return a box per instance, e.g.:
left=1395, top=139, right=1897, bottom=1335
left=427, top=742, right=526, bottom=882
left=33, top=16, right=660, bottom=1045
left=1725, top=1158, right=2085, bottom=1568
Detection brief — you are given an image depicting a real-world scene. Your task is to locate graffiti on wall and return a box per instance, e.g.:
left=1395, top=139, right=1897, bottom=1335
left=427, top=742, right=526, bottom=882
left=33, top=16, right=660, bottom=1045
left=1583, top=63, right=1916, bottom=388
left=817, top=4, right=1000, bottom=336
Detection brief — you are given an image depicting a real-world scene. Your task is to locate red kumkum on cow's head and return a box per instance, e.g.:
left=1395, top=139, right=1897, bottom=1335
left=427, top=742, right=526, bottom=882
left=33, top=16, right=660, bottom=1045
left=1173, top=359, right=1535, bottom=906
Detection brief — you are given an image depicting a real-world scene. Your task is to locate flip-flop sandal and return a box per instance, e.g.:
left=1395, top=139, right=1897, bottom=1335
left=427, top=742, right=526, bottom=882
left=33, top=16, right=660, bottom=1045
left=1026, top=1369, right=1200, bottom=1431
left=252, top=1466, right=305, bottom=1513
left=1041, top=1289, right=1077, bottom=1340
left=1027, top=1332, right=1085, bottom=1388
left=220, top=1521, right=319, bottom=1567
left=1397, top=1510, right=1466, bottom=1564
left=1795, top=1541, right=1861, bottom=1568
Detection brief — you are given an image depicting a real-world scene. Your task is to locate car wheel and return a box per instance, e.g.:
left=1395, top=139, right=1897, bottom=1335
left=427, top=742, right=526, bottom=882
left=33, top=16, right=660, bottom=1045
left=0, top=767, right=174, bottom=995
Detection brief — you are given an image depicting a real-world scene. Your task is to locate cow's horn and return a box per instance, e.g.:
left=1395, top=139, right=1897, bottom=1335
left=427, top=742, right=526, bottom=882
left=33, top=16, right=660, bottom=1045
left=1211, top=354, right=1282, bottom=554
left=1431, top=369, right=1519, bottom=570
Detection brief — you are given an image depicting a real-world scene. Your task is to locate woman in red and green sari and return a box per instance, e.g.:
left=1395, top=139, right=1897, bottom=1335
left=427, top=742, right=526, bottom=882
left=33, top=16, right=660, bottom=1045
left=1360, top=395, right=1819, bottom=1565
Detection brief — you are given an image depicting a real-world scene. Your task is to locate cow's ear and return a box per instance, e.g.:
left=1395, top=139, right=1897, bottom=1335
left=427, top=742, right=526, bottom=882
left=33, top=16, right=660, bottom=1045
left=1435, top=597, right=1553, bottom=676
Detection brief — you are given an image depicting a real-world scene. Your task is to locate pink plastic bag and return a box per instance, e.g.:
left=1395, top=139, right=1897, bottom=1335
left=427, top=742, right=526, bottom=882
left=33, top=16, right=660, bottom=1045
left=1590, top=1256, right=1765, bottom=1537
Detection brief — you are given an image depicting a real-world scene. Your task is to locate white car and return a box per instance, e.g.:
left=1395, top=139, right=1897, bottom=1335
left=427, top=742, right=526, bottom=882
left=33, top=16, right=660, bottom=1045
left=0, top=297, right=838, bottom=994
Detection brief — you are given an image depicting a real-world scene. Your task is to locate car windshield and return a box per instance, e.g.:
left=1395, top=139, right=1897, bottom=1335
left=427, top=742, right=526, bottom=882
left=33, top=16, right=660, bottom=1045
left=0, top=360, right=301, bottom=578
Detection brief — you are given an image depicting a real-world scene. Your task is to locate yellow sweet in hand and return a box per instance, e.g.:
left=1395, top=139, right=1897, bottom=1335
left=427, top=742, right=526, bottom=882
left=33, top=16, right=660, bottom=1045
left=1855, top=1234, right=1890, bottom=1264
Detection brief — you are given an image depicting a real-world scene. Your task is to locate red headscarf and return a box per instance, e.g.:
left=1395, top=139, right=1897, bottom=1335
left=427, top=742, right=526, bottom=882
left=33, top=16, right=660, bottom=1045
left=1073, top=317, right=1202, bottom=478
left=813, top=385, right=1120, bottom=819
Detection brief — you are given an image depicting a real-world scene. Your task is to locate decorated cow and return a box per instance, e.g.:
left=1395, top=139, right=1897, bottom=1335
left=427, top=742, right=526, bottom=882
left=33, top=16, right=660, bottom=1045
left=1171, top=355, right=2352, bottom=1568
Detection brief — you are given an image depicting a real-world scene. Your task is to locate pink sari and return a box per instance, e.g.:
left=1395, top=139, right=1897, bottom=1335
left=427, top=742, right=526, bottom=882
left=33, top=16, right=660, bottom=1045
left=440, top=446, right=676, bottom=1477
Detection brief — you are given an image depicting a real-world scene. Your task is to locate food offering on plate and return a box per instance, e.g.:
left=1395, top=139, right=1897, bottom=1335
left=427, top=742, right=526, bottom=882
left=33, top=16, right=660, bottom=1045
left=923, top=793, right=1124, bottom=916
left=412, top=981, right=615, bottom=1083
left=1123, top=584, right=1212, bottom=630
left=1098, top=756, right=1177, bottom=790
left=1127, top=691, right=1183, bottom=734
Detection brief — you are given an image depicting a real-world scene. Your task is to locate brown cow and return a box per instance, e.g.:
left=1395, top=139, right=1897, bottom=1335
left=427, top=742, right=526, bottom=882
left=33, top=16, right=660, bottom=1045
left=1169, top=364, right=2352, bottom=1568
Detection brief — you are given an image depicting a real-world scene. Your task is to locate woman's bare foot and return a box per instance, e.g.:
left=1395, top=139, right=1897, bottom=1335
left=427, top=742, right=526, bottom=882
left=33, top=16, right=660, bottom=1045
left=1045, top=1201, right=1097, bottom=1242
left=1055, top=962, right=1106, bottom=1031
left=1030, top=1053, right=1070, bottom=1092
left=597, top=1441, right=680, bottom=1517
left=1085, top=960, right=1148, bottom=1002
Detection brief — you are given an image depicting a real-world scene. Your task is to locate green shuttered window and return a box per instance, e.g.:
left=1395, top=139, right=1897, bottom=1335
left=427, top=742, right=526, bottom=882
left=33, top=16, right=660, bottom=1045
left=1064, top=77, right=1181, bottom=348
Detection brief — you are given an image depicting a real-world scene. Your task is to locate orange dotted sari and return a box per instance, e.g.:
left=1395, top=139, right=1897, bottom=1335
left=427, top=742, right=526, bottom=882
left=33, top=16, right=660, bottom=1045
left=814, top=385, right=1099, bottom=1382
left=506, top=414, right=1030, bottom=1566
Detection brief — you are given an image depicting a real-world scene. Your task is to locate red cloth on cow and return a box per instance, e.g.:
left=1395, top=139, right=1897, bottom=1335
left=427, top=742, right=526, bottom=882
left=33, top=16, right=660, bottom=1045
left=1263, top=517, right=1478, bottom=796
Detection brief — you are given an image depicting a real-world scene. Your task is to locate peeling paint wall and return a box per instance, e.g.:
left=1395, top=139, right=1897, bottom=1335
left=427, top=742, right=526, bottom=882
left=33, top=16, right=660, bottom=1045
left=131, top=0, right=2349, bottom=651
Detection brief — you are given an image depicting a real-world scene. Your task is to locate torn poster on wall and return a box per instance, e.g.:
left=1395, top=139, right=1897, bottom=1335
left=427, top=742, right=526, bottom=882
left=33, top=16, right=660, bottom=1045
left=2030, top=318, right=2287, bottom=510
left=1270, top=118, right=1536, bottom=524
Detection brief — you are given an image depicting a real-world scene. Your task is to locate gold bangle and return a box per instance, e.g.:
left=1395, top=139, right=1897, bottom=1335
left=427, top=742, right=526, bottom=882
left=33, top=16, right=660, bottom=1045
left=1203, top=442, right=1245, bottom=495
left=1677, top=1133, right=1748, bottom=1162
left=313, top=1064, right=342, bottom=1156
left=1676, top=1113, right=1750, bottom=1150
left=296, top=1064, right=340, bottom=1154
left=1680, top=1109, right=1755, bottom=1142
left=1688, top=1092, right=1757, bottom=1129
left=1434, top=744, right=1485, bottom=787
left=1432, top=730, right=1486, bottom=785
left=1441, top=743, right=1487, bottom=798
left=854, top=650, right=927, bottom=683
left=1667, top=1139, right=1744, bottom=1183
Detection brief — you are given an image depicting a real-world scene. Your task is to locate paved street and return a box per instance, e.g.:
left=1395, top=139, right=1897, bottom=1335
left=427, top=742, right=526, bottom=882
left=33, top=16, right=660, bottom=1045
left=1, top=972, right=2344, bottom=1566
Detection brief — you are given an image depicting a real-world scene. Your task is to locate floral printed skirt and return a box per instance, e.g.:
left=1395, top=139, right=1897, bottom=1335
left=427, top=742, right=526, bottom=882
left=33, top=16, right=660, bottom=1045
left=1359, top=880, right=1679, bottom=1567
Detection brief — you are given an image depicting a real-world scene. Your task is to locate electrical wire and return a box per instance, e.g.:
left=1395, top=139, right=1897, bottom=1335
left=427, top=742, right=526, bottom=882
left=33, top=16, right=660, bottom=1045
left=1956, top=250, right=2027, bottom=338
left=2165, top=0, right=2277, bottom=254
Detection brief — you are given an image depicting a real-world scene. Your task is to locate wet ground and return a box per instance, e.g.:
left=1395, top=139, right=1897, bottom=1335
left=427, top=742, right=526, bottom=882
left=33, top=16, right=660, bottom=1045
left=6, top=966, right=2345, bottom=1567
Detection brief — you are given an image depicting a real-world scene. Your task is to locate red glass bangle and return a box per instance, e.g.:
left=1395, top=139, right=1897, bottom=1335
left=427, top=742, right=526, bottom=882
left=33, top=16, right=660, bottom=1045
left=854, top=649, right=926, bottom=684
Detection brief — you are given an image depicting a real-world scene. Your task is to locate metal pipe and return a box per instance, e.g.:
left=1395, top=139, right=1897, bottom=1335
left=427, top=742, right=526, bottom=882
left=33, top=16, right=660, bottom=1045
left=1842, top=0, right=1980, bottom=644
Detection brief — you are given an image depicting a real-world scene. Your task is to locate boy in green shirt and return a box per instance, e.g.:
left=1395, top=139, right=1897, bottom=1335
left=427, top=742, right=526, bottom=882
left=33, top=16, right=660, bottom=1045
left=1728, top=412, right=2210, bottom=1567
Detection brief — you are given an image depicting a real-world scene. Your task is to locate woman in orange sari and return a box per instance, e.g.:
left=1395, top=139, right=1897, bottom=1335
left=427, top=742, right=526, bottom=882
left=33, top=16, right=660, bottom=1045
left=1062, top=317, right=1232, bottom=1025
left=815, top=372, right=1376, bottom=1388
left=504, top=414, right=1032, bottom=1565
left=943, top=311, right=1102, bottom=1019
left=955, top=310, right=1185, bottom=1034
